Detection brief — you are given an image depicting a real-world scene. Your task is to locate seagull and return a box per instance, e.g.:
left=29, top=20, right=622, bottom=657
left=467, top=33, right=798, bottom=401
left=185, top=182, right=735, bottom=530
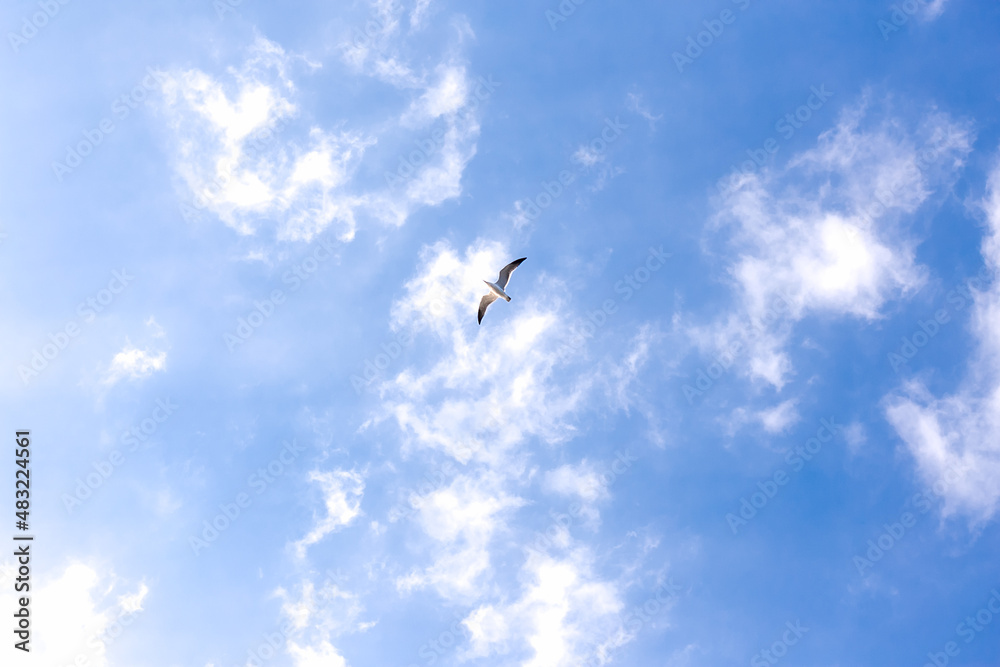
left=478, top=257, right=527, bottom=324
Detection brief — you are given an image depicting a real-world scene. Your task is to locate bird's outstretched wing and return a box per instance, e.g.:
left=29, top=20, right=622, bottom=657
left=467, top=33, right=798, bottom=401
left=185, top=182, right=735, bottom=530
left=478, top=293, right=498, bottom=324
left=496, top=257, right=527, bottom=289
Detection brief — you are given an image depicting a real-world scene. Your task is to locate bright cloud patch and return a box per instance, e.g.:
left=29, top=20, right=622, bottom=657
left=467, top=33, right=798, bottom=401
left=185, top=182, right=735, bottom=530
left=460, top=550, right=625, bottom=666
left=288, top=640, right=349, bottom=667
left=757, top=399, right=800, bottom=434
left=403, top=63, right=470, bottom=122
left=545, top=461, right=609, bottom=503
left=698, top=98, right=973, bottom=389
left=0, top=562, right=147, bottom=665
left=398, top=470, right=525, bottom=601
left=543, top=461, right=610, bottom=527
left=103, top=344, right=167, bottom=386
left=885, top=154, right=1000, bottom=524
left=923, top=0, right=951, bottom=20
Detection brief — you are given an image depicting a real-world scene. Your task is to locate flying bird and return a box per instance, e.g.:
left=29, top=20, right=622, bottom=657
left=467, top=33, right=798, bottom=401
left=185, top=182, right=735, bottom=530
left=478, top=257, right=527, bottom=324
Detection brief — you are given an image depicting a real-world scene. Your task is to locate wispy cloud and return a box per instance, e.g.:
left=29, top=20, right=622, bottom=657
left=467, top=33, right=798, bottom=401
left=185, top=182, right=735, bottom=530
left=885, top=151, right=1000, bottom=525
left=158, top=23, right=488, bottom=242
left=349, top=237, right=662, bottom=661
left=293, top=469, right=365, bottom=558
left=158, top=36, right=371, bottom=241
left=626, top=91, right=663, bottom=130
left=692, top=95, right=973, bottom=389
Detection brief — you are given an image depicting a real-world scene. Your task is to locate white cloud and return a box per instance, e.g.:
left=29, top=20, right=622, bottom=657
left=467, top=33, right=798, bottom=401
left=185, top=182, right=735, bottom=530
left=462, top=603, right=509, bottom=657
left=572, top=145, right=603, bottom=168
left=402, top=64, right=470, bottom=123
left=160, top=26, right=487, bottom=242
left=240, top=231, right=673, bottom=667
left=0, top=561, right=147, bottom=666
left=375, top=62, right=488, bottom=227
left=571, top=143, right=624, bottom=194
left=397, top=470, right=524, bottom=601
left=279, top=580, right=316, bottom=632
left=158, top=37, right=372, bottom=241
left=272, top=574, right=369, bottom=667
left=625, top=91, right=663, bottom=130
left=277, top=578, right=366, bottom=637
left=543, top=461, right=610, bottom=527
left=103, top=343, right=167, bottom=386
left=757, top=399, right=800, bottom=434
left=369, top=236, right=657, bottom=659
left=844, top=421, right=867, bottom=454
left=386, top=107, right=481, bottom=218
left=288, top=640, right=348, bottom=667
left=544, top=461, right=609, bottom=503
left=410, top=0, right=435, bottom=29
left=698, top=97, right=973, bottom=389
left=340, top=0, right=404, bottom=74
left=605, top=324, right=655, bottom=406
left=381, top=238, right=579, bottom=600
left=293, top=469, right=365, bottom=557
left=383, top=239, right=591, bottom=469
left=885, top=153, right=1000, bottom=525
left=460, top=549, right=624, bottom=666
left=922, top=0, right=950, bottom=20
left=603, top=325, right=671, bottom=445
left=371, top=56, right=421, bottom=88
left=724, top=398, right=800, bottom=437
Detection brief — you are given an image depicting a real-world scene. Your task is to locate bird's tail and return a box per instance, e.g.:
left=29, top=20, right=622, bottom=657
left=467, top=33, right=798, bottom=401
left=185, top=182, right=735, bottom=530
left=503, top=294, right=511, bottom=302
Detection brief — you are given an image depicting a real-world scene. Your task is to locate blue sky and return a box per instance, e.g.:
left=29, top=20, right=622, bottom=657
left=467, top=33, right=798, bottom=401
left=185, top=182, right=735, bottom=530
left=2, top=0, right=1000, bottom=665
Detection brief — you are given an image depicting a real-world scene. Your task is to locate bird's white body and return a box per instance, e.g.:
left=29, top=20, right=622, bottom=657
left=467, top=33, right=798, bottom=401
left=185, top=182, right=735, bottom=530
left=484, top=281, right=511, bottom=302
